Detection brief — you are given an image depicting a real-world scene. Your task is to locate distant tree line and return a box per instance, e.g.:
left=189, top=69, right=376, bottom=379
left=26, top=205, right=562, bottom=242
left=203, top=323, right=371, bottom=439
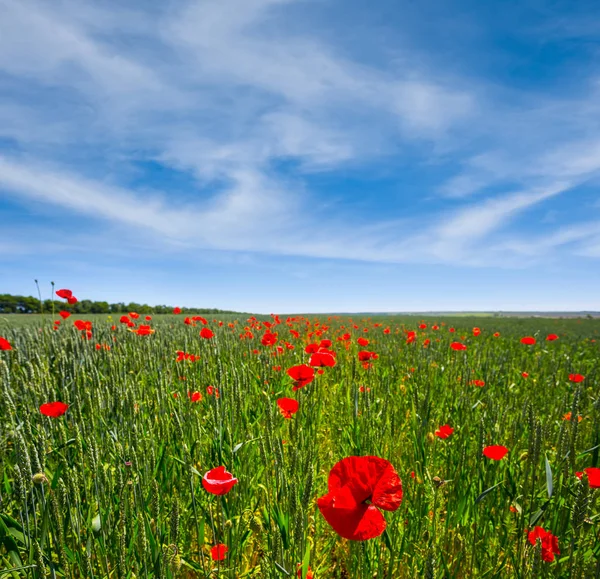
left=0, top=294, right=244, bottom=315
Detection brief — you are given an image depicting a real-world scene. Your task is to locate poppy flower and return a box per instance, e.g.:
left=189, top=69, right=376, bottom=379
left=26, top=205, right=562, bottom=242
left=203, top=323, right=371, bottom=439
left=0, top=337, right=12, bottom=351
left=521, top=372, right=529, bottom=378
left=173, top=307, right=182, bottom=315
left=200, top=328, right=214, bottom=339
left=319, top=339, right=332, bottom=348
left=67, top=296, right=78, bottom=304
left=145, top=315, right=152, bottom=321
left=317, top=456, right=403, bottom=541
left=472, top=327, right=481, bottom=336
left=131, top=325, right=155, bottom=336
left=450, top=342, right=467, bottom=351
left=568, top=373, right=585, bottom=383
left=309, top=351, right=336, bottom=368
left=583, top=467, right=600, bottom=488
left=287, top=364, right=315, bottom=390
left=546, top=334, right=558, bottom=341
left=305, top=344, right=320, bottom=354
left=188, top=391, right=202, bottom=403
left=358, top=351, right=377, bottom=362
left=55, top=289, right=73, bottom=299
left=528, top=527, right=560, bottom=562
left=493, top=332, right=500, bottom=338
left=449, top=328, right=455, bottom=333
left=58, top=311, right=71, bottom=320
left=432, top=325, right=439, bottom=331
left=470, top=379, right=485, bottom=387
left=261, top=332, right=278, bottom=346
left=483, top=445, right=508, bottom=460
left=40, top=401, right=69, bottom=417
left=435, top=425, right=454, bottom=439
left=520, top=336, right=536, bottom=345
left=406, top=331, right=416, bottom=344
left=296, top=563, right=314, bottom=579
left=419, top=324, right=427, bottom=330
left=277, top=398, right=299, bottom=418
left=202, top=466, right=238, bottom=495
left=357, top=337, right=369, bottom=347
left=211, top=544, right=228, bottom=561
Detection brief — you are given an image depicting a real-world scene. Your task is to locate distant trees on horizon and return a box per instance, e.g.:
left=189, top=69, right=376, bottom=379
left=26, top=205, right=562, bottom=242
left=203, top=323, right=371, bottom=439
left=0, top=294, right=243, bottom=315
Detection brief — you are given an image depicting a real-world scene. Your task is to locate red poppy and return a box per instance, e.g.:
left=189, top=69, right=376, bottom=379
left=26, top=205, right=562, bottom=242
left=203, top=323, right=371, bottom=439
left=358, top=351, right=377, bottom=362
left=528, top=527, right=560, bottom=562
left=546, top=334, right=558, bottom=341
left=58, top=311, right=71, bottom=320
left=449, top=328, right=455, bottom=333
left=188, top=391, right=202, bottom=403
left=432, top=325, right=439, bottom=331
left=131, top=325, right=155, bottom=336
left=74, top=320, right=92, bottom=331
left=317, top=456, right=402, bottom=541
left=211, top=544, right=228, bottom=561
left=569, top=373, right=585, bottom=383
left=173, top=307, right=182, bottom=315
left=67, top=296, right=78, bottom=304
left=493, top=332, right=500, bottom=338
left=584, top=467, right=600, bottom=488
left=129, top=312, right=139, bottom=319
left=287, top=364, right=315, bottom=390
left=296, top=564, right=314, bottom=579
left=562, top=412, right=582, bottom=422
left=0, top=337, right=12, bottom=351
left=200, top=328, right=215, bottom=339
left=472, top=327, right=481, bottom=336
left=435, top=425, right=454, bottom=439
left=406, top=331, right=416, bottom=344
left=419, top=324, right=427, bottom=330
left=55, top=289, right=72, bottom=299
left=202, top=466, right=238, bottom=495
left=522, top=372, right=529, bottom=378
left=483, top=445, right=508, bottom=460
left=357, top=337, right=369, bottom=347
left=319, top=339, right=332, bottom=348
left=277, top=398, right=299, bottom=418
left=145, top=315, right=152, bottom=321
left=309, top=351, right=336, bottom=368
left=470, top=379, right=485, bottom=387
left=520, top=336, right=536, bottom=345
left=305, top=343, right=320, bottom=354
left=450, top=342, right=467, bottom=351
left=40, top=401, right=69, bottom=418
left=261, top=332, right=278, bottom=346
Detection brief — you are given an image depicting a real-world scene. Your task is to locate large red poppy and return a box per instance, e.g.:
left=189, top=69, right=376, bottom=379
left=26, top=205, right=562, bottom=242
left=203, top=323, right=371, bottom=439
left=55, top=289, right=72, bottom=299
left=528, top=527, right=560, bottom=562
left=568, top=373, right=585, bottom=383
left=520, top=336, right=536, bottom=345
left=200, top=328, right=215, bottom=339
left=584, top=467, right=600, bottom=488
left=202, top=466, right=238, bottom=495
left=0, top=337, right=12, bottom=351
left=450, top=342, right=467, bottom=351
left=357, top=337, right=369, bottom=347
left=40, top=401, right=69, bottom=417
left=287, top=364, right=315, bottom=390
left=546, top=334, right=558, bottom=341
left=309, top=350, right=336, bottom=368
left=211, top=544, right=228, bottom=561
left=317, top=456, right=402, bottom=541
left=483, top=445, right=508, bottom=460
left=277, top=398, right=299, bottom=418
left=58, top=311, right=71, bottom=320
left=173, top=307, right=182, bottom=315
left=435, top=425, right=454, bottom=439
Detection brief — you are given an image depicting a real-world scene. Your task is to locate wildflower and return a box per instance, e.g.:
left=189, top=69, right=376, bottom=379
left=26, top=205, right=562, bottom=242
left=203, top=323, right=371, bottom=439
left=546, top=334, right=558, bottom=341
left=58, top=311, right=71, bottom=319
left=202, top=467, right=238, bottom=495
left=317, top=456, right=402, bottom=541
left=522, top=372, right=529, bottom=378
left=357, top=337, right=369, bottom=347
left=200, top=328, right=214, bottom=339
left=296, top=563, right=314, bottom=578
left=173, top=307, right=182, bottom=315
left=483, top=445, right=508, bottom=460
left=55, top=289, right=73, bottom=299
left=188, top=391, right=202, bottom=403
left=583, top=467, right=600, bottom=488
left=435, top=425, right=454, bottom=439
left=309, top=350, right=336, bottom=368
left=562, top=412, right=582, bottom=422
left=473, top=327, right=481, bottom=336
left=0, top=337, right=12, bottom=351
left=40, top=402, right=69, bottom=418
left=470, top=379, right=485, bottom=387
left=528, top=526, right=560, bottom=562
left=520, top=336, right=536, bottom=345
left=493, top=332, right=500, bottom=337
left=287, top=365, right=315, bottom=390
left=131, top=325, right=155, bottom=335
left=450, top=342, right=467, bottom=351
left=568, top=373, right=585, bottom=383
left=211, top=544, right=228, bottom=561
left=277, top=398, right=299, bottom=419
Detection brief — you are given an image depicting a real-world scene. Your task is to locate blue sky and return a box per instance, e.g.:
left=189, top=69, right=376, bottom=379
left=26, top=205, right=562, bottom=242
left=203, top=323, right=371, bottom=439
left=1, top=0, right=600, bottom=313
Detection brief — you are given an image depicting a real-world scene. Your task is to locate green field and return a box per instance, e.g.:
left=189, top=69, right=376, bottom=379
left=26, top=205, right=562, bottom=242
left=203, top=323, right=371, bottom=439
left=1, top=313, right=599, bottom=577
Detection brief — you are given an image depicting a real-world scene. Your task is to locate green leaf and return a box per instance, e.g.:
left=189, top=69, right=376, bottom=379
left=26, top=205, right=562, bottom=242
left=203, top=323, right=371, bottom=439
left=475, top=481, right=503, bottom=504
left=544, top=454, right=553, bottom=498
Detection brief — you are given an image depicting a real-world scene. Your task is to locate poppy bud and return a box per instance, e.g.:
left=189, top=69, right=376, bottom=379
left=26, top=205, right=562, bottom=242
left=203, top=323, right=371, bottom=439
left=32, top=472, right=48, bottom=485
